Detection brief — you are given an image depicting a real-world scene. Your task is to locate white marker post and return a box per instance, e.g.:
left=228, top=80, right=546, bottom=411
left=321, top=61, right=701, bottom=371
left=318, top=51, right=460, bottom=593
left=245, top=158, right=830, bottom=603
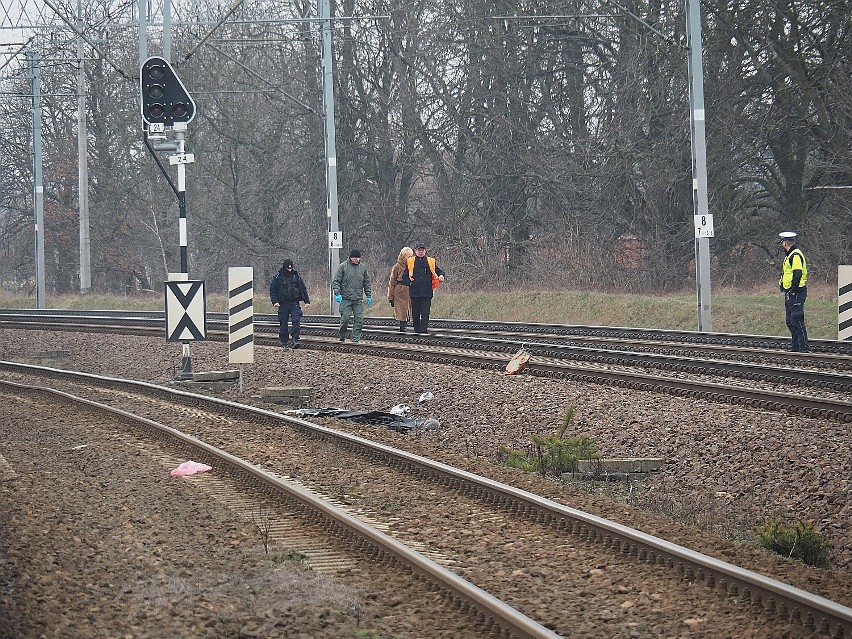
left=839, top=266, right=852, bottom=341
left=228, top=267, right=255, bottom=393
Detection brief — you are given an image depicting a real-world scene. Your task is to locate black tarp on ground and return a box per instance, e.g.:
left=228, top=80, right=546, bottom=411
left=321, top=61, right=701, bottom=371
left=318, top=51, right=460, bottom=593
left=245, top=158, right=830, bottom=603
left=283, top=408, right=440, bottom=433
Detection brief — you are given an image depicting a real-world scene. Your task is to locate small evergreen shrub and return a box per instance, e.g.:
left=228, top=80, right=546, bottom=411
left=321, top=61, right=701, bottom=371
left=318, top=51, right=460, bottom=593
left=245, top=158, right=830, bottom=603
left=499, top=407, right=599, bottom=478
left=754, top=517, right=831, bottom=568
left=530, top=434, right=598, bottom=476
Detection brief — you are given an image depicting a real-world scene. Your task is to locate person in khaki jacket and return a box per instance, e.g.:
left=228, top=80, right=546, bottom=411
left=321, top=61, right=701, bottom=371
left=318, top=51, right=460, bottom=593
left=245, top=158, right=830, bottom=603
left=387, top=247, right=413, bottom=332
left=332, top=249, right=372, bottom=343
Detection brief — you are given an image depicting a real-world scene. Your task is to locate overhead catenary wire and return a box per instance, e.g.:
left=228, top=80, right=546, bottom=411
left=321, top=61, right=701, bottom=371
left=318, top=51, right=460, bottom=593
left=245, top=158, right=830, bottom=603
left=0, top=37, right=33, bottom=75
left=40, top=0, right=130, bottom=78
left=182, top=0, right=248, bottom=63
left=206, top=42, right=315, bottom=113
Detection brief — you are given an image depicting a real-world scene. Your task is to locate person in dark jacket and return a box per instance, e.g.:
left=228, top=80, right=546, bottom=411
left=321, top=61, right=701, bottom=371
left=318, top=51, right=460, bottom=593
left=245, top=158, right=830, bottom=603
left=404, top=241, right=445, bottom=334
left=269, top=259, right=310, bottom=349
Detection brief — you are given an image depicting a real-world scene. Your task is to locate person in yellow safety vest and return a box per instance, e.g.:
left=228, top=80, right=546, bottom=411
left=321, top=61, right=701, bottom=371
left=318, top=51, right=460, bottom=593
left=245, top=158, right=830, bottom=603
left=778, top=231, right=809, bottom=352
left=404, top=241, right=445, bottom=335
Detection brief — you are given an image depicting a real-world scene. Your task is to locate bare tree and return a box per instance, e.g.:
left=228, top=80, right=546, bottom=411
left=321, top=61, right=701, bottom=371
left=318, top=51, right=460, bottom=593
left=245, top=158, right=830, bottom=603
left=2, top=0, right=850, bottom=295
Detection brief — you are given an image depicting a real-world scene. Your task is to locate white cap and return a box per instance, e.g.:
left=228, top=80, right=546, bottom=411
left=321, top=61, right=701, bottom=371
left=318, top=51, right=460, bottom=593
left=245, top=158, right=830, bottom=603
left=778, top=231, right=797, bottom=241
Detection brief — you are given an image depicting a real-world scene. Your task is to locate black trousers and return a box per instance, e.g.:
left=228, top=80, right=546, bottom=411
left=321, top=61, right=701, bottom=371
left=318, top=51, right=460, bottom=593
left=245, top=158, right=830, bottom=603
left=410, top=297, right=432, bottom=334
left=277, top=301, right=303, bottom=343
left=784, top=288, right=809, bottom=352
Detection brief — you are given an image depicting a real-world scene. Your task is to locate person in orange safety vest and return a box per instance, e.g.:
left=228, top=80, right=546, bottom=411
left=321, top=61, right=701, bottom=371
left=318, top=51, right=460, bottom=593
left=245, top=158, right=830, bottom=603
left=404, top=241, right=445, bottom=335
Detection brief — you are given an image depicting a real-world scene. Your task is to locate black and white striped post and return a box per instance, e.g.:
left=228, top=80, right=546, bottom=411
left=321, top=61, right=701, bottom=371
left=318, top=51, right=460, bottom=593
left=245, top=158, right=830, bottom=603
left=228, top=267, right=254, bottom=393
left=170, top=131, right=195, bottom=379
left=174, top=133, right=189, bottom=274
left=840, top=266, right=852, bottom=341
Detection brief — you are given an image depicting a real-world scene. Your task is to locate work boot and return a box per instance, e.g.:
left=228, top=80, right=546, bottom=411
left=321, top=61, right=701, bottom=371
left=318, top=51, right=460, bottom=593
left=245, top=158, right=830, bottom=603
left=281, top=341, right=288, bottom=351
left=398, top=322, right=407, bottom=333
left=291, top=339, right=300, bottom=349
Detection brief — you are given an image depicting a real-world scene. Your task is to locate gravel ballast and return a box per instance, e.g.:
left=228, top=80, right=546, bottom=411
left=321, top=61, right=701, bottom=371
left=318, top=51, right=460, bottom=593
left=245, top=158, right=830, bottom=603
left=1, top=328, right=850, bottom=635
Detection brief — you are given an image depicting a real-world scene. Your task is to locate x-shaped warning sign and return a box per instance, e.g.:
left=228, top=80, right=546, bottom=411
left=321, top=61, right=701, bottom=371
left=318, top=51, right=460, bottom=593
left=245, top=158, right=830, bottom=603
left=165, top=280, right=207, bottom=342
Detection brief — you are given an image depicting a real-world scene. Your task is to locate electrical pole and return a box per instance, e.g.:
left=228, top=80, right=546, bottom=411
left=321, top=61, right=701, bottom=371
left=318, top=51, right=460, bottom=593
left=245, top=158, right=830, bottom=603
left=163, top=0, right=172, bottom=62
left=77, top=0, right=91, bottom=293
left=27, top=50, right=46, bottom=309
left=686, top=0, right=713, bottom=331
left=318, top=0, right=341, bottom=315
left=138, top=0, right=147, bottom=65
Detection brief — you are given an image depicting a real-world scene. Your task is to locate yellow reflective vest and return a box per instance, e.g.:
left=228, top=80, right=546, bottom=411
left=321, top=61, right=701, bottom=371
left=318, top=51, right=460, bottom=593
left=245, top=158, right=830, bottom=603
left=779, top=247, right=807, bottom=290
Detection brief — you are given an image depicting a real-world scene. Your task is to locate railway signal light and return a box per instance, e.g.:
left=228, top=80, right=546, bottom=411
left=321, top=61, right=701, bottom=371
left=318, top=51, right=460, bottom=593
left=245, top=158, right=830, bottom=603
left=139, top=57, right=196, bottom=127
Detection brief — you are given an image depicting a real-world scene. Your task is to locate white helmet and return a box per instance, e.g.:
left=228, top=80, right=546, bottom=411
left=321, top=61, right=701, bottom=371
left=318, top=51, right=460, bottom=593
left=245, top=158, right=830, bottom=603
left=390, top=403, right=411, bottom=417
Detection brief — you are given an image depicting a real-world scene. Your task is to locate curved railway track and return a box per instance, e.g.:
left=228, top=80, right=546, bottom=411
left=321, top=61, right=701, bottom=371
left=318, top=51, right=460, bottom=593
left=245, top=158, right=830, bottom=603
left=1, top=362, right=851, bottom=638
left=0, top=375, right=555, bottom=639
left=2, top=310, right=851, bottom=422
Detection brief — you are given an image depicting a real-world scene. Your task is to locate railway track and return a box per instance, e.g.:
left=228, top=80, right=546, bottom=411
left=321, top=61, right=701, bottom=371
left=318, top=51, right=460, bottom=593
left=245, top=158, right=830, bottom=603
left=0, top=374, right=555, bottom=638
left=2, top=362, right=851, bottom=638
left=0, top=384, right=488, bottom=638
left=4, top=309, right=852, bottom=356
left=2, top=310, right=851, bottom=422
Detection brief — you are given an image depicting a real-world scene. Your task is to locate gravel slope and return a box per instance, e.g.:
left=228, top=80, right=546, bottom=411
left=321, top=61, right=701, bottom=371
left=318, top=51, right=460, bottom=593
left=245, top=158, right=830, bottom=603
left=2, top=328, right=850, bottom=611
left=0, top=394, right=478, bottom=638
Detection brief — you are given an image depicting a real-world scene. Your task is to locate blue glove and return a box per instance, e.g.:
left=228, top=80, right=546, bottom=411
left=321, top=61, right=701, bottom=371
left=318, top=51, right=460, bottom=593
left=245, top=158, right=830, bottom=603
left=334, top=294, right=342, bottom=304
left=366, top=297, right=373, bottom=306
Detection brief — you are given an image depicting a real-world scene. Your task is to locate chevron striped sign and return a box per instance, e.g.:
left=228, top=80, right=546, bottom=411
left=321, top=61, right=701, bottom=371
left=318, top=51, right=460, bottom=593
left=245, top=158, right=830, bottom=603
left=839, top=266, right=852, bottom=341
left=165, top=279, right=206, bottom=342
left=228, top=267, right=254, bottom=363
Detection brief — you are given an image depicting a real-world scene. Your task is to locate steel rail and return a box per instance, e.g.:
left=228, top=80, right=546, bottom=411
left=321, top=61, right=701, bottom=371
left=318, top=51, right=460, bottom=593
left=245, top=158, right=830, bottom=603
left=3, top=312, right=851, bottom=385
left=4, top=310, right=852, bottom=371
left=2, top=316, right=851, bottom=421
left=403, top=334, right=852, bottom=391
left=3, top=308, right=851, bottom=355
left=7, top=309, right=852, bottom=378
left=300, top=340, right=852, bottom=422
left=0, top=377, right=559, bottom=639
left=2, top=362, right=851, bottom=637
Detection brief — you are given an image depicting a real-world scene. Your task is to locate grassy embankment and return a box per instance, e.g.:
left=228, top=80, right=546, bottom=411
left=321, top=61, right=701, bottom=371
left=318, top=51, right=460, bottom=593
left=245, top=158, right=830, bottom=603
left=0, top=284, right=840, bottom=340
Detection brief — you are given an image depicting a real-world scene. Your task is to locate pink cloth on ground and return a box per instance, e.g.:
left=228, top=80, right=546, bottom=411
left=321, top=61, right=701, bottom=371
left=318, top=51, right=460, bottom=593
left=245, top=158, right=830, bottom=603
left=170, top=461, right=212, bottom=477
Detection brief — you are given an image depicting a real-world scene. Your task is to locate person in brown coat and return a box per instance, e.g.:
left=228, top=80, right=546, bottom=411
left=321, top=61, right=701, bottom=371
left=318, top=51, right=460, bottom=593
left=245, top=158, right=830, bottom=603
left=387, top=246, right=414, bottom=332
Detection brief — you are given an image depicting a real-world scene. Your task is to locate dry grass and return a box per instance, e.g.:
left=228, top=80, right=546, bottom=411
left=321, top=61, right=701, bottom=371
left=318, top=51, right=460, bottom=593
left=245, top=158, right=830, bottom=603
left=428, top=283, right=840, bottom=339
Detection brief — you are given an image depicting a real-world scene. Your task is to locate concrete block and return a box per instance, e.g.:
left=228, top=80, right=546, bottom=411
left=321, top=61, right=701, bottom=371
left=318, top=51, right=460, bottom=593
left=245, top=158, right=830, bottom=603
left=192, top=370, right=240, bottom=382
left=261, top=386, right=314, bottom=407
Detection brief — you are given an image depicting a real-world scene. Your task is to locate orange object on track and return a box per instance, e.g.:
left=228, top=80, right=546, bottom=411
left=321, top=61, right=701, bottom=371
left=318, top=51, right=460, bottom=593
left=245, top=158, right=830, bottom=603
left=505, top=348, right=530, bottom=375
